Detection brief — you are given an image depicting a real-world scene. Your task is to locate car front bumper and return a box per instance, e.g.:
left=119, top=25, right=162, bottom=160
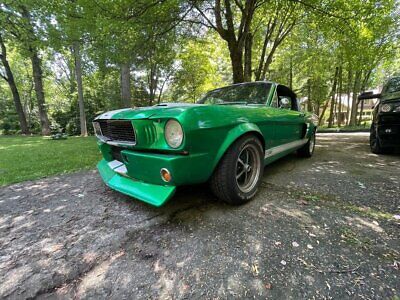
left=97, top=159, right=176, bottom=206
left=377, top=124, right=400, bottom=147
left=96, top=142, right=212, bottom=206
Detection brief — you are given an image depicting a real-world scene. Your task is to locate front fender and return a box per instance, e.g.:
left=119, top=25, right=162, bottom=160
left=211, top=123, right=264, bottom=171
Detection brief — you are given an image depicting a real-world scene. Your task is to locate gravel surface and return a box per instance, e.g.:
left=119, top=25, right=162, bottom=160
left=0, top=133, right=399, bottom=299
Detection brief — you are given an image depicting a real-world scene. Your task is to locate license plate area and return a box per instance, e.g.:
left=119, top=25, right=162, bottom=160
left=107, top=160, right=128, bottom=176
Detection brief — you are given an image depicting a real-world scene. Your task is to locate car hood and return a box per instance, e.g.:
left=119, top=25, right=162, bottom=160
left=381, top=91, right=400, bottom=102
left=94, top=103, right=202, bottom=120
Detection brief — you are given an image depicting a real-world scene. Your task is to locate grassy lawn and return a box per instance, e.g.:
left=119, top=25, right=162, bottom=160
left=0, top=136, right=101, bottom=186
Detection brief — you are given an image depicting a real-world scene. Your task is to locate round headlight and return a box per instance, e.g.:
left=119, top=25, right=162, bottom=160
left=381, top=104, right=392, bottom=112
left=165, top=120, right=184, bottom=148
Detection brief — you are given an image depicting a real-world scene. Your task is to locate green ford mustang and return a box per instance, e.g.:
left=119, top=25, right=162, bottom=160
left=93, top=81, right=318, bottom=206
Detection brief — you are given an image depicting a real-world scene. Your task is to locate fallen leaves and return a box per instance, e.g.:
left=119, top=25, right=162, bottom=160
left=252, top=264, right=259, bottom=275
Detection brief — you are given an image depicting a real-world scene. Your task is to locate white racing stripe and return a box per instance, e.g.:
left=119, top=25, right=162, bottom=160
left=265, top=139, right=308, bottom=158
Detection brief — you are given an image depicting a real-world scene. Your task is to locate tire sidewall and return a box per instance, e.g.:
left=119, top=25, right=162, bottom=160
left=308, top=132, right=316, bottom=155
left=227, top=136, right=264, bottom=203
left=370, top=125, right=381, bottom=153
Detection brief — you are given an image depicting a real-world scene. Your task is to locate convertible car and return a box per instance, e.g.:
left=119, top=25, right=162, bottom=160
left=93, top=81, right=318, bottom=206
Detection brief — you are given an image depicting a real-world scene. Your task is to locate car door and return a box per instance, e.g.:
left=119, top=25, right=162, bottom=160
left=268, top=85, right=304, bottom=147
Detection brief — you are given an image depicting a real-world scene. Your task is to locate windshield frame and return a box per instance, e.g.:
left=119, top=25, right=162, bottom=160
left=197, top=82, right=273, bottom=105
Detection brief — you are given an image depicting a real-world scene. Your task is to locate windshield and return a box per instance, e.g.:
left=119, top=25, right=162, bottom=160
left=198, top=82, right=272, bottom=105
left=383, top=77, right=400, bottom=94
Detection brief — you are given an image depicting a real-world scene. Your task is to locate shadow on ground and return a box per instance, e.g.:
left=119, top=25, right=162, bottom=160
left=0, top=133, right=399, bottom=299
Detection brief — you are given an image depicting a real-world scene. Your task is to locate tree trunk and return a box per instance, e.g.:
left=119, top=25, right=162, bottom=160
left=29, top=48, right=51, bottom=135
left=307, top=78, right=312, bottom=112
left=337, top=66, right=343, bottom=127
left=328, top=67, right=339, bottom=128
left=0, top=34, right=29, bottom=134
left=358, top=100, right=365, bottom=125
left=148, top=64, right=158, bottom=106
left=120, top=63, right=131, bottom=108
left=318, top=99, right=330, bottom=126
left=358, top=70, right=371, bottom=125
left=346, top=68, right=352, bottom=125
left=349, top=70, right=361, bottom=126
left=261, top=44, right=279, bottom=80
left=228, top=40, right=244, bottom=83
left=289, top=55, right=293, bottom=90
left=72, top=42, right=87, bottom=136
left=244, top=33, right=252, bottom=82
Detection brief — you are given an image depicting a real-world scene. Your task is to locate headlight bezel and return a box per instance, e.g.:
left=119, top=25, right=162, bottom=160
left=380, top=103, right=392, bottom=113
left=164, top=119, right=184, bottom=149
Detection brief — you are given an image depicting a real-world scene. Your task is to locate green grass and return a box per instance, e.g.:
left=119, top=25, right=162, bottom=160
left=0, top=136, right=101, bottom=186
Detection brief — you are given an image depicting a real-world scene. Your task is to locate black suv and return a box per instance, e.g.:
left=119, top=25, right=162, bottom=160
left=358, top=77, right=400, bottom=154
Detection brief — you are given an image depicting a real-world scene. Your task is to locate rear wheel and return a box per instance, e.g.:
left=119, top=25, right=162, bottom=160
left=210, top=135, right=264, bottom=205
left=297, top=130, right=316, bottom=158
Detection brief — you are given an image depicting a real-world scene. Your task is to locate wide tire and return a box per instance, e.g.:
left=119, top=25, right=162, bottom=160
left=210, top=135, right=264, bottom=205
left=370, top=125, right=383, bottom=154
left=297, top=130, right=316, bottom=158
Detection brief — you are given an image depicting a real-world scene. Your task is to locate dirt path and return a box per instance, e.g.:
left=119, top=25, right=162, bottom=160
left=0, top=133, right=399, bottom=299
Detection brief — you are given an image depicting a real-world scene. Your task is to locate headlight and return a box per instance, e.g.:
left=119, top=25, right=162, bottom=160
left=164, top=120, right=184, bottom=148
left=394, top=105, right=400, bottom=112
left=380, top=104, right=392, bottom=113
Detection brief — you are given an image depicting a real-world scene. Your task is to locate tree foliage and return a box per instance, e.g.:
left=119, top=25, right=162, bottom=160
left=0, top=0, right=398, bottom=134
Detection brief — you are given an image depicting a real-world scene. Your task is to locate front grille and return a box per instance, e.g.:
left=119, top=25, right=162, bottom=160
left=97, top=120, right=136, bottom=143
left=379, top=114, right=400, bottom=124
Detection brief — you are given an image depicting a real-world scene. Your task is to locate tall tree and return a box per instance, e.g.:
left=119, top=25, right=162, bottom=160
left=21, top=8, right=51, bottom=135
left=192, top=0, right=259, bottom=83
left=0, top=33, right=29, bottom=134
left=72, top=41, right=87, bottom=136
left=0, top=2, right=52, bottom=135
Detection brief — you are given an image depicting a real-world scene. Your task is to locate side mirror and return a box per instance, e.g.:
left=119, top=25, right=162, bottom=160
left=358, top=91, right=381, bottom=100
left=279, top=97, right=291, bottom=109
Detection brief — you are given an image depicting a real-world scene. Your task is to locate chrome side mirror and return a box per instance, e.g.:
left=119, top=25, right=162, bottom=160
left=279, top=97, right=291, bottom=109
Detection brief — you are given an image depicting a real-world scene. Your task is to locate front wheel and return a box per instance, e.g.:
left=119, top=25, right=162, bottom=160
left=297, top=130, right=316, bottom=158
left=370, top=125, right=384, bottom=154
left=210, top=135, right=264, bottom=205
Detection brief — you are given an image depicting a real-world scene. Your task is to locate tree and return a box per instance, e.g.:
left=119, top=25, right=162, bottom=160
left=0, top=1, right=52, bottom=135
left=0, top=33, right=29, bottom=134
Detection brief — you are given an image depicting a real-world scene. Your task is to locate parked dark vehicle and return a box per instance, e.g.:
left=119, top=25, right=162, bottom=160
left=358, top=76, right=400, bottom=154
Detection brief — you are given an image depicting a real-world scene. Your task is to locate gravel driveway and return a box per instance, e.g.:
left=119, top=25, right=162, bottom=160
left=0, top=133, right=399, bottom=299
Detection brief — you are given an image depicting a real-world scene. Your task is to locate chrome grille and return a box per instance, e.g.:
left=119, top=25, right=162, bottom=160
left=96, top=120, right=136, bottom=143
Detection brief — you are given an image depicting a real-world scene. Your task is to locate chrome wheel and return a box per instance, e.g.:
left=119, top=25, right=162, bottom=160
left=235, top=144, right=261, bottom=193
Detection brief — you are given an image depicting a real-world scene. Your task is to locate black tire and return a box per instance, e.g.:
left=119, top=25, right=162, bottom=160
left=370, top=125, right=392, bottom=154
left=210, top=135, right=264, bottom=205
left=297, top=130, right=316, bottom=158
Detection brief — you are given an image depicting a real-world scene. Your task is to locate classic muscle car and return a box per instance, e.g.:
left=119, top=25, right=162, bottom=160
left=93, top=81, right=318, bottom=206
left=358, top=76, right=400, bottom=154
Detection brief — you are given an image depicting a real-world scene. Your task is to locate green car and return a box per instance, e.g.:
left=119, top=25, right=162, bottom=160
left=93, top=81, right=318, bottom=206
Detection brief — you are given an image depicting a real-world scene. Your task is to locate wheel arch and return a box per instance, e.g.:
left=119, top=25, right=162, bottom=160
left=211, top=123, right=265, bottom=173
